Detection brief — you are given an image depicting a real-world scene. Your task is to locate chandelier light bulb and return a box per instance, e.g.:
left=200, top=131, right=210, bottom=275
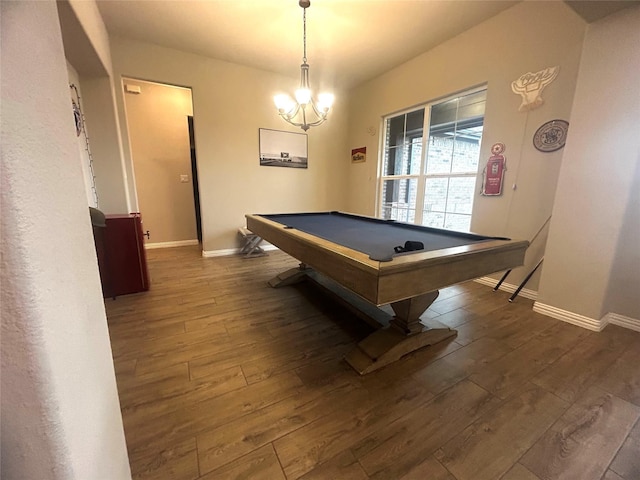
left=274, top=94, right=296, bottom=113
left=295, top=88, right=312, bottom=106
left=317, top=93, right=334, bottom=112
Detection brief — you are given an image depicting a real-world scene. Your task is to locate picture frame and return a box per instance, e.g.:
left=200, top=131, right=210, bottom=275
left=259, top=128, right=308, bottom=168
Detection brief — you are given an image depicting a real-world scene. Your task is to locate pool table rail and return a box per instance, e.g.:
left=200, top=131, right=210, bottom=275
left=245, top=213, right=529, bottom=306
left=377, top=239, right=528, bottom=304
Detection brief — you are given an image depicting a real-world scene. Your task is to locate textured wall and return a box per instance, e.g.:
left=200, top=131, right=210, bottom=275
left=1, top=1, right=131, bottom=478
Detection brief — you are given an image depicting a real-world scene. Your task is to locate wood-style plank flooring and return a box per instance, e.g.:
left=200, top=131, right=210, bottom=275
left=105, top=246, right=640, bottom=480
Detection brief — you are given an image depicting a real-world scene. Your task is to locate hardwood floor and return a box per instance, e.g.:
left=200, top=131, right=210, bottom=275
left=105, top=246, right=640, bottom=480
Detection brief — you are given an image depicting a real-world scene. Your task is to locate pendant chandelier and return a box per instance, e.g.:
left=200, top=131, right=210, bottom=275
left=274, top=0, right=334, bottom=131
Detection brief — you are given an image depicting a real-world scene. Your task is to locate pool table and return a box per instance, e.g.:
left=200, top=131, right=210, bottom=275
left=245, top=211, right=529, bottom=374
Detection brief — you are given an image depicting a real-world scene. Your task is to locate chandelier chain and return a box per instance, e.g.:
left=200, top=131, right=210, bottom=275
left=302, top=7, right=307, bottom=63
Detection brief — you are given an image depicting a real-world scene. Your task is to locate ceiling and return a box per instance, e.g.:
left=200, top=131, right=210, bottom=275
left=96, top=0, right=637, bottom=90
left=564, top=0, right=637, bottom=22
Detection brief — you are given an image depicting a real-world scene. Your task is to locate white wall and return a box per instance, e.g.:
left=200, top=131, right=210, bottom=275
left=605, top=159, right=640, bottom=320
left=538, top=6, right=640, bottom=321
left=67, top=61, right=98, bottom=207
left=109, top=36, right=349, bottom=253
left=346, top=1, right=587, bottom=291
left=1, top=1, right=131, bottom=478
left=80, top=75, right=131, bottom=213
left=67, top=0, right=113, bottom=76
left=57, top=0, right=131, bottom=214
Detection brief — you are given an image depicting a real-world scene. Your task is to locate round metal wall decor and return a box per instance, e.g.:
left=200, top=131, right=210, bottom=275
left=533, top=119, right=569, bottom=152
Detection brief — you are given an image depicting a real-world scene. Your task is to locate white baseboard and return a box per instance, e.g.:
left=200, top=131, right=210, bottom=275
left=201, top=244, right=279, bottom=258
left=533, top=302, right=604, bottom=331
left=602, top=312, right=640, bottom=333
left=533, top=302, right=640, bottom=333
left=474, top=276, right=538, bottom=301
left=202, top=248, right=237, bottom=258
left=145, top=239, right=199, bottom=249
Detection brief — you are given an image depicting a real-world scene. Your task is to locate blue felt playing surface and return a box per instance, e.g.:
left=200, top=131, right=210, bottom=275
left=262, top=212, right=502, bottom=262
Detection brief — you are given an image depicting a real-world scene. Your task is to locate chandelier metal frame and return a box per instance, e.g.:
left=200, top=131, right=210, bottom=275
left=274, top=0, right=333, bottom=131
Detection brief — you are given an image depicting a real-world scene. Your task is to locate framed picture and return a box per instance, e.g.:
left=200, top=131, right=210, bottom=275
left=259, top=128, right=308, bottom=168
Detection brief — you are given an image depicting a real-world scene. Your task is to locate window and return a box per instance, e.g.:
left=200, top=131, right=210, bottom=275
left=378, top=87, right=486, bottom=232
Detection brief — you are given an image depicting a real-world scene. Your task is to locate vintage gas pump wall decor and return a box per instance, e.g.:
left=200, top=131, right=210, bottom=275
left=481, top=143, right=507, bottom=196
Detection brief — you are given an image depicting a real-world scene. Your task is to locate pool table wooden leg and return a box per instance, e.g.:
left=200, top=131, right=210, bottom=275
left=268, top=267, right=457, bottom=374
left=389, top=291, right=440, bottom=334
left=267, top=263, right=311, bottom=288
left=345, top=291, right=457, bottom=375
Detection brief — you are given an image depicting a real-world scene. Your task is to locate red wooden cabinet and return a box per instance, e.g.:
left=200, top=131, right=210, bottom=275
left=97, top=213, right=149, bottom=298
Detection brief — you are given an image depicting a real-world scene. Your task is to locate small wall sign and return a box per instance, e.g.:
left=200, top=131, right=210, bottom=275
left=511, top=66, right=559, bottom=112
left=533, top=119, right=569, bottom=152
left=481, top=143, right=507, bottom=196
left=351, top=147, right=366, bottom=163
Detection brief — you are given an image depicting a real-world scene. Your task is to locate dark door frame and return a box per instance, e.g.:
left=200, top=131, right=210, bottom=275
left=187, top=115, right=202, bottom=243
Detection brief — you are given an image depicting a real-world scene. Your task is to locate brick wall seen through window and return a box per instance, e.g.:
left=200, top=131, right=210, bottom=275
left=379, top=88, right=486, bottom=232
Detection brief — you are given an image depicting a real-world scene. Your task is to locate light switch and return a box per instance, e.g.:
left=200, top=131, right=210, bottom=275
left=180, top=174, right=190, bottom=183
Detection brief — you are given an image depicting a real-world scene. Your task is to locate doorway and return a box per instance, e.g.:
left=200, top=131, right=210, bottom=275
left=123, top=78, right=202, bottom=247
